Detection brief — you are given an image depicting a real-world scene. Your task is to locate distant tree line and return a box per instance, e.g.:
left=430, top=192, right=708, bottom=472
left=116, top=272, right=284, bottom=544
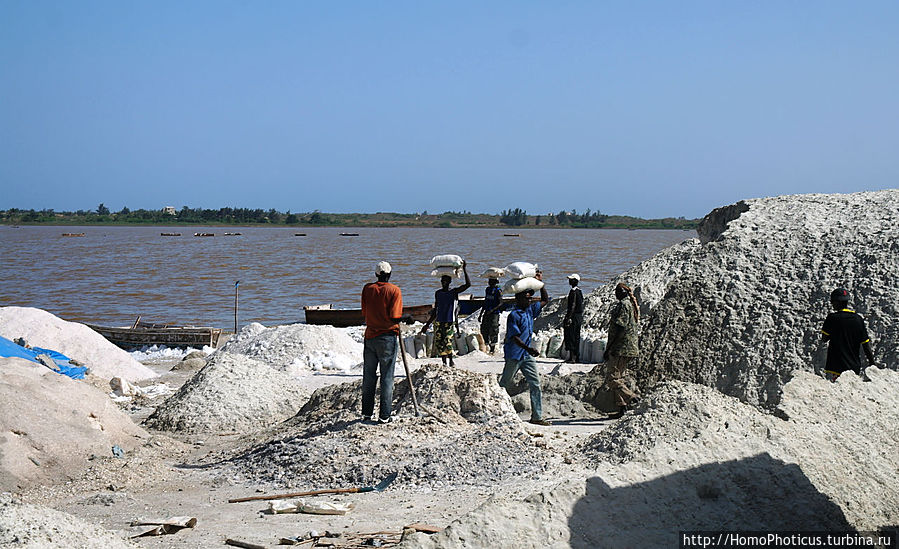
left=0, top=204, right=699, bottom=230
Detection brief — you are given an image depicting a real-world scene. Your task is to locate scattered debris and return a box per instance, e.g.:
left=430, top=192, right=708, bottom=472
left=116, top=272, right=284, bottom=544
left=130, top=515, right=197, bottom=537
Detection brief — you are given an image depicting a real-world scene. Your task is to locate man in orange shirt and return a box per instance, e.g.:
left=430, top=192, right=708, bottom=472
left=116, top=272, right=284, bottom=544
left=361, top=261, right=413, bottom=424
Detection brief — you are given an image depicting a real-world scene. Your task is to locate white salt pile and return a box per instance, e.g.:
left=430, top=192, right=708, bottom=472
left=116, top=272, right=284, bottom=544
left=0, top=493, right=138, bottom=549
left=0, top=306, right=157, bottom=382
left=0, top=357, right=147, bottom=491
left=217, top=322, right=362, bottom=374
left=226, top=364, right=555, bottom=490
left=537, top=190, right=899, bottom=406
left=401, top=368, right=899, bottom=548
left=144, top=352, right=310, bottom=434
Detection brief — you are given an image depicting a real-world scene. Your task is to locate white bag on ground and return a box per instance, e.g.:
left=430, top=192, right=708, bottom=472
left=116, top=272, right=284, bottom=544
left=593, top=339, right=606, bottom=363
left=455, top=334, right=469, bottom=355
left=430, top=254, right=464, bottom=268
left=478, top=267, right=506, bottom=279
left=546, top=335, right=563, bottom=358
left=503, top=276, right=544, bottom=295
left=430, top=266, right=462, bottom=278
left=504, top=262, right=538, bottom=280
left=466, top=334, right=480, bottom=354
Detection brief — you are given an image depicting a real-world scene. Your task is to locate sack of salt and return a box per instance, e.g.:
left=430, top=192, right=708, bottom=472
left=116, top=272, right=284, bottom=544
left=504, top=262, right=538, bottom=280
left=429, top=254, right=464, bottom=268
left=502, top=276, right=544, bottom=295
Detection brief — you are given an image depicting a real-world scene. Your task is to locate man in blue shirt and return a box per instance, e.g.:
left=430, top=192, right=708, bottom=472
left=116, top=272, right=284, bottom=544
left=500, top=277, right=550, bottom=426
left=421, top=261, right=470, bottom=367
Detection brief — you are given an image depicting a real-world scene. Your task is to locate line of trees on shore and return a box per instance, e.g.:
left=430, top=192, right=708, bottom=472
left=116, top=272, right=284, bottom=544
left=1, top=205, right=699, bottom=230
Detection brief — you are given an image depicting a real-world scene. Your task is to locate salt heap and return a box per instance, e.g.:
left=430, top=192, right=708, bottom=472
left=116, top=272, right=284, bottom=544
left=402, top=368, right=899, bottom=548
left=217, top=322, right=362, bottom=373
left=538, top=190, right=899, bottom=406
left=144, top=352, right=310, bottom=434
left=0, top=493, right=138, bottom=549
left=0, top=307, right=158, bottom=382
left=225, top=364, right=555, bottom=490
left=0, top=357, right=147, bottom=491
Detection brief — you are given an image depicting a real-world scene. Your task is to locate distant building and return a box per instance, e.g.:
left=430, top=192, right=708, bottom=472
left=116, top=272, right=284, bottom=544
left=164, top=206, right=177, bottom=215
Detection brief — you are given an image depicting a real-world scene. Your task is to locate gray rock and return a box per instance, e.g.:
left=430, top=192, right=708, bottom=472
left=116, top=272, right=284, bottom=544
left=538, top=190, right=899, bottom=407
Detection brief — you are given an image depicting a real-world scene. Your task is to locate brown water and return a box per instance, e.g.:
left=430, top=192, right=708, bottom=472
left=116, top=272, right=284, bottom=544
left=0, top=225, right=693, bottom=328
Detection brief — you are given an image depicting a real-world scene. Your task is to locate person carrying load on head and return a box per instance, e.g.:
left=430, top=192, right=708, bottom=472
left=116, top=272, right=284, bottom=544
left=361, top=261, right=414, bottom=425
left=603, top=282, right=641, bottom=419
left=820, top=288, right=876, bottom=383
left=478, top=276, right=504, bottom=354
left=500, top=271, right=551, bottom=426
left=421, top=260, right=470, bottom=367
left=563, top=273, right=585, bottom=363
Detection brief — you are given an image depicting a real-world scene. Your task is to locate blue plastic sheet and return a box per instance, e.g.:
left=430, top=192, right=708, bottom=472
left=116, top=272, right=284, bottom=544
left=0, top=336, right=88, bottom=380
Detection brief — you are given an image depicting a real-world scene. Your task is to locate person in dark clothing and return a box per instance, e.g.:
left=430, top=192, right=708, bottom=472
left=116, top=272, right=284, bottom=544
left=421, top=261, right=470, bottom=366
left=478, top=277, right=504, bottom=354
left=563, top=273, right=584, bottom=363
left=820, top=287, right=876, bottom=382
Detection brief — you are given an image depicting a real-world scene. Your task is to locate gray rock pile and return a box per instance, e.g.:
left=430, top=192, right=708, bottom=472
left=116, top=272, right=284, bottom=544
left=144, top=352, right=309, bottom=434
left=0, top=494, right=138, bottom=549
left=225, top=364, right=555, bottom=490
left=401, top=367, right=899, bottom=548
left=539, top=190, right=899, bottom=407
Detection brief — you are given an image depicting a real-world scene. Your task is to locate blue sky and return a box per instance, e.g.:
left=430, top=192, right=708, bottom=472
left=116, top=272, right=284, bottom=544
left=1, top=2, right=898, bottom=219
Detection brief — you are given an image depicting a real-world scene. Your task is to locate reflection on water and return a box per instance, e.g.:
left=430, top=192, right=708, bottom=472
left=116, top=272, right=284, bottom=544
left=0, top=226, right=693, bottom=327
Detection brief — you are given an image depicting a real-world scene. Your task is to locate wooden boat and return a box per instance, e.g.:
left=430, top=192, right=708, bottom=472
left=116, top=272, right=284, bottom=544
left=294, top=233, right=307, bottom=236
left=194, top=232, right=215, bottom=237
left=160, top=232, right=181, bottom=237
left=223, top=232, right=242, bottom=236
left=503, top=233, right=521, bottom=237
left=62, top=233, right=85, bottom=237
left=339, top=233, right=360, bottom=237
left=304, top=303, right=432, bottom=327
left=457, top=294, right=516, bottom=315
left=87, top=319, right=222, bottom=350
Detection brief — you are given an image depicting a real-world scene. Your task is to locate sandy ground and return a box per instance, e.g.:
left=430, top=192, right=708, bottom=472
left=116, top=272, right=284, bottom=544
left=17, top=345, right=608, bottom=548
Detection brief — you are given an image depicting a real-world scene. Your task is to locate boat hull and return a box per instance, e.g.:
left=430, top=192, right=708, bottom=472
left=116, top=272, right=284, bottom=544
left=304, top=304, right=432, bottom=327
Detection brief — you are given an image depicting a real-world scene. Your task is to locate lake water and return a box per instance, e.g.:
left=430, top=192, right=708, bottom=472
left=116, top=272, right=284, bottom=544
left=0, top=225, right=693, bottom=328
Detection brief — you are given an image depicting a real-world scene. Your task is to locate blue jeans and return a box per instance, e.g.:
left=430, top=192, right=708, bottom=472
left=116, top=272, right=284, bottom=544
left=500, top=355, right=543, bottom=421
left=362, top=333, right=397, bottom=420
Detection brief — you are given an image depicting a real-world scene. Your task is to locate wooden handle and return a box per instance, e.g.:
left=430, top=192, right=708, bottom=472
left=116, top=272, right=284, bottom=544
left=228, top=486, right=359, bottom=503
left=225, top=539, right=266, bottom=549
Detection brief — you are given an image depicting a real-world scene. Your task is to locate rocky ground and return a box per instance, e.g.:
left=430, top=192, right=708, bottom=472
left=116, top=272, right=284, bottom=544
left=2, top=191, right=898, bottom=548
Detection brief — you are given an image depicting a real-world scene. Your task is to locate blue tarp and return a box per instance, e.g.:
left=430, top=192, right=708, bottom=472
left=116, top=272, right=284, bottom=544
left=0, top=336, right=88, bottom=380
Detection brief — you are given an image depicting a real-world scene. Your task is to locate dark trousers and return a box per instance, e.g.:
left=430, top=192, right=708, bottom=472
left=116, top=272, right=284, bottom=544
left=362, top=333, right=397, bottom=420
left=563, top=314, right=583, bottom=354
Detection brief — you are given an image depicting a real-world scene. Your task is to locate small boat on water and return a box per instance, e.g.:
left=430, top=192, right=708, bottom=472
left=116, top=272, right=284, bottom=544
left=304, top=304, right=432, bottom=327
left=339, top=233, right=360, bottom=237
left=294, top=233, right=307, bottom=236
left=194, top=232, right=215, bottom=237
left=62, top=233, right=85, bottom=237
left=457, top=294, right=517, bottom=315
left=503, top=233, right=521, bottom=237
left=224, top=232, right=242, bottom=236
left=88, top=318, right=222, bottom=350
left=160, top=232, right=181, bottom=237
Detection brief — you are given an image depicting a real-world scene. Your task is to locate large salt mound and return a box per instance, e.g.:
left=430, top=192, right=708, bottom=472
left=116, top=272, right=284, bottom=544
left=217, top=322, right=362, bottom=373
left=224, top=364, right=555, bottom=490
left=0, top=357, right=147, bottom=491
left=0, top=493, right=138, bottom=549
left=402, top=367, right=899, bottom=548
left=0, top=306, right=157, bottom=382
left=144, top=352, right=310, bottom=434
left=538, top=190, right=899, bottom=407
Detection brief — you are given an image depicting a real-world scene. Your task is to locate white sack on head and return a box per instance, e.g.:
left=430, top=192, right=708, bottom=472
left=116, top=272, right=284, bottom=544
left=504, top=262, right=538, bottom=280
left=429, top=254, right=464, bottom=268
left=430, top=266, right=462, bottom=278
left=478, top=267, right=506, bottom=279
left=503, top=276, right=544, bottom=295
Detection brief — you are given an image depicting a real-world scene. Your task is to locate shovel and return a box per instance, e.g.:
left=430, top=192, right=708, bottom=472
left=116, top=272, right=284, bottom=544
left=228, top=472, right=398, bottom=503
left=397, top=329, right=421, bottom=417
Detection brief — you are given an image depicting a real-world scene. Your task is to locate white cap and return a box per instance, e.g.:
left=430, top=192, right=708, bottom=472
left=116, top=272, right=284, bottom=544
left=376, top=261, right=392, bottom=275
left=567, top=273, right=581, bottom=280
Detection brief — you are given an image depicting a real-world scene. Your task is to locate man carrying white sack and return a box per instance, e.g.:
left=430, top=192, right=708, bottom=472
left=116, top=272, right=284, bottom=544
left=500, top=272, right=550, bottom=426
left=361, top=261, right=414, bottom=425
left=421, top=261, right=470, bottom=367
